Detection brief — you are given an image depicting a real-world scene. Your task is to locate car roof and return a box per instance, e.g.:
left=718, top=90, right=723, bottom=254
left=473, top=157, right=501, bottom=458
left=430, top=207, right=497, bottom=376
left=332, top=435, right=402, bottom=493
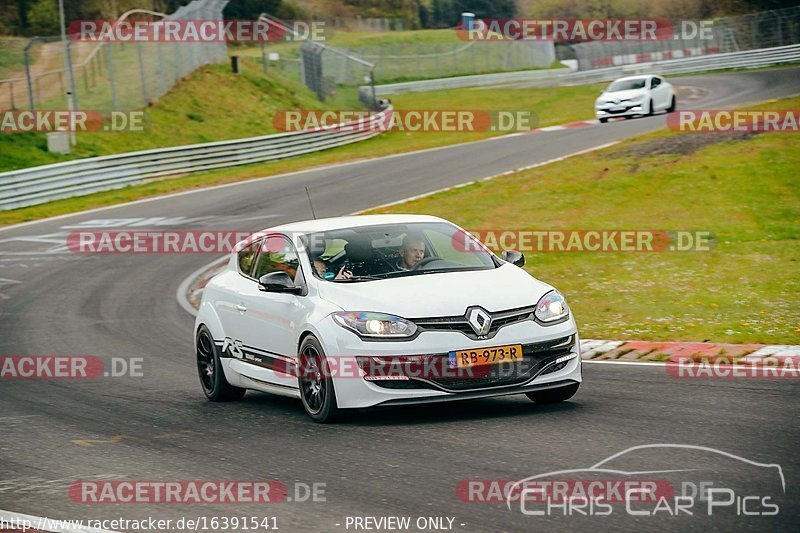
left=613, top=74, right=658, bottom=82
left=264, top=214, right=448, bottom=235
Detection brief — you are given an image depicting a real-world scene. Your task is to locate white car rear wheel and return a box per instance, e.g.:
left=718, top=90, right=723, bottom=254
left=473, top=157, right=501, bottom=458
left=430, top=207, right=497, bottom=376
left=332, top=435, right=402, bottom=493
left=196, top=326, right=246, bottom=402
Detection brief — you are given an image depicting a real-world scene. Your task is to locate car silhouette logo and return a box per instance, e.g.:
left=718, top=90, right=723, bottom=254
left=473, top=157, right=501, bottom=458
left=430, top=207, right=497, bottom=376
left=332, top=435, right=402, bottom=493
left=467, top=307, right=492, bottom=336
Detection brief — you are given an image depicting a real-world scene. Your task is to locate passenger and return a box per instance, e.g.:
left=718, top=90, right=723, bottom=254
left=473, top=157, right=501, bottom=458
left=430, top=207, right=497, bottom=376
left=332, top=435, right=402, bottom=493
left=314, top=258, right=352, bottom=280
left=396, top=234, right=425, bottom=271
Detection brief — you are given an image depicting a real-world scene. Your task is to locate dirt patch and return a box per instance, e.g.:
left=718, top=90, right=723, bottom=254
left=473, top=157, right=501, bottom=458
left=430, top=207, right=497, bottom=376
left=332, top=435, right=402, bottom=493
left=612, top=131, right=758, bottom=158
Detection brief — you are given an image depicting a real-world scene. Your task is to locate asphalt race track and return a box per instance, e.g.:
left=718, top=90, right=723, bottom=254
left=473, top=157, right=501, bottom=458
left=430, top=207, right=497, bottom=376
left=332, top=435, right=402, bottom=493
left=1, top=68, right=799, bottom=532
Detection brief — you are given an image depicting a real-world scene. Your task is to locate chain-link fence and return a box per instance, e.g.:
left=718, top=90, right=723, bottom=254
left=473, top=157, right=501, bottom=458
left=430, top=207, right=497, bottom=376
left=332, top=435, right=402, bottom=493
left=572, top=5, right=800, bottom=70
left=0, top=0, right=229, bottom=112
left=335, top=40, right=555, bottom=83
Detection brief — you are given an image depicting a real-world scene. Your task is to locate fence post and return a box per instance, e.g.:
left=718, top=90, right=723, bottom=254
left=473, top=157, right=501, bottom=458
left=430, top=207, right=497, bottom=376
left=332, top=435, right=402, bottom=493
left=106, top=44, right=118, bottom=111
left=24, top=39, right=35, bottom=111
left=136, top=41, right=150, bottom=105
left=156, top=41, right=167, bottom=97
left=66, top=40, right=79, bottom=110
left=174, top=43, right=183, bottom=82
left=8, top=83, right=15, bottom=110
left=260, top=41, right=268, bottom=73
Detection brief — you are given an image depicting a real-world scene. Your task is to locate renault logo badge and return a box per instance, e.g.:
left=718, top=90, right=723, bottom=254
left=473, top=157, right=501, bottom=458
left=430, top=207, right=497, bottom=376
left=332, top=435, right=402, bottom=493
left=466, top=307, right=492, bottom=336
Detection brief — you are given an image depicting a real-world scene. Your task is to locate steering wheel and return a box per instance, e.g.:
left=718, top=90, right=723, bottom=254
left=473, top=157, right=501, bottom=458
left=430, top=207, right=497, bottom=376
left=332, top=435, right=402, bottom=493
left=411, top=256, right=440, bottom=271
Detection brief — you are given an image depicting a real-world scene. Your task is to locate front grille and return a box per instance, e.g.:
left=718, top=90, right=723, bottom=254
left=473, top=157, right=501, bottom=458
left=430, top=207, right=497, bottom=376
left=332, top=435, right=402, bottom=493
left=368, top=335, right=575, bottom=392
left=412, top=306, right=535, bottom=340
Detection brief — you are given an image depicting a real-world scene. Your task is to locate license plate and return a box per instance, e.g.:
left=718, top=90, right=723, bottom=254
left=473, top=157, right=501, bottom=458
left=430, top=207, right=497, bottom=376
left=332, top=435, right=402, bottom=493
left=449, top=344, right=524, bottom=368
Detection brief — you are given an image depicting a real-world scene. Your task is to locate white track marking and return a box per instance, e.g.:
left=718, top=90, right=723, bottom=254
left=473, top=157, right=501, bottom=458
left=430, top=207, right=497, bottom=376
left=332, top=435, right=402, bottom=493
left=175, top=256, right=227, bottom=317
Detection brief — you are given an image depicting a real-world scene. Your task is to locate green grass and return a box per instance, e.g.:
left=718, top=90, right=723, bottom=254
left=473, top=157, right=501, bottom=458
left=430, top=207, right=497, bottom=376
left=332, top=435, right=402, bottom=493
left=0, top=81, right=600, bottom=225
left=389, top=83, right=600, bottom=128
left=365, top=97, right=800, bottom=345
left=0, top=62, right=349, bottom=171
left=0, top=37, right=30, bottom=78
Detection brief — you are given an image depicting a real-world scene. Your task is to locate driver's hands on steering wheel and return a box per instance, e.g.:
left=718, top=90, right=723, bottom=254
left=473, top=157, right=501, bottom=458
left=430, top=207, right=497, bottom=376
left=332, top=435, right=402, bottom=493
left=411, top=256, right=439, bottom=271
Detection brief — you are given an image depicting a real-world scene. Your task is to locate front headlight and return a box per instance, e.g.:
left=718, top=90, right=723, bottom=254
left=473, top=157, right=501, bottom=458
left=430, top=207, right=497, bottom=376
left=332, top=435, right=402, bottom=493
left=535, top=291, right=569, bottom=323
left=333, top=312, right=418, bottom=338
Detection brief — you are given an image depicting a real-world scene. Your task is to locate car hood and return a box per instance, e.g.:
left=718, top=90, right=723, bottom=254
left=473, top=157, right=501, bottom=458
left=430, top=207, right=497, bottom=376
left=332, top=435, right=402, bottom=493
left=600, top=88, right=646, bottom=101
left=317, top=264, right=554, bottom=318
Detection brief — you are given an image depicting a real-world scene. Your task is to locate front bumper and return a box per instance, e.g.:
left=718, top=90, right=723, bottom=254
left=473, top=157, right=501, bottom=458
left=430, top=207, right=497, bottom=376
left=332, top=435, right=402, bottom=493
left=595, top=102, right=646, bottom=118
left=315, top=314, right=582, bottom=409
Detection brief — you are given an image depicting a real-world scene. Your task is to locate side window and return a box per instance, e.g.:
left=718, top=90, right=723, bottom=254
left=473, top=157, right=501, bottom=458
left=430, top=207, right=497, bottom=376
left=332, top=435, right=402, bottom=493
left=252, top=235, right=301, bottom=282
left=651, top=77, right=661, bottom=88
left=237, top=240, right=260, bottom=277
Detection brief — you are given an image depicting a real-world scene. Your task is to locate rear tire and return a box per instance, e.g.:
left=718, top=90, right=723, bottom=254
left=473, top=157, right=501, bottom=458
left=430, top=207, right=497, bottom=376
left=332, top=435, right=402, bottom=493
left=667, top=95, right=677, bottom=113
left=196, top=325, right=246, bottom=402
left=526, top=383, right=580, bottom=404
left=598, top=117, right=608, bottom=124
left=298, top=335, right=340, bottom=423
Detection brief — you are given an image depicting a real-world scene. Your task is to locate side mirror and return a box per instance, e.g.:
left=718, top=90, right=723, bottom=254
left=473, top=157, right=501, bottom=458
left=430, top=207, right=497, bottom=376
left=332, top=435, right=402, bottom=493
left=258, top=271, right=302, bottom=294
left=502, top=250, right=525, bottom=267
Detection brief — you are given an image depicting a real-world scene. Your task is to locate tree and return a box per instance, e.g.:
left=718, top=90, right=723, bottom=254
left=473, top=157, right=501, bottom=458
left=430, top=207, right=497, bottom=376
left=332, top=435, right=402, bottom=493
left=27, top=0, right=59, bottom=35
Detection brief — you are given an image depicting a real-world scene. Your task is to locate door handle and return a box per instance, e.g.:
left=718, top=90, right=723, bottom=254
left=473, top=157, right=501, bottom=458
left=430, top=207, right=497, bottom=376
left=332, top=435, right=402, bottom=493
left=235, top=304, right=247, bottom=313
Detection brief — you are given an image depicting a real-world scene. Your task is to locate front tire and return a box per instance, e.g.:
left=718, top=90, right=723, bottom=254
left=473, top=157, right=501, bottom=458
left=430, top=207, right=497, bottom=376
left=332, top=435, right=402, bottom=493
left=196, top=326, right=246, bottom=402
left=298, top=335, right=340, bottom=423
left=647, top=99, right=655, bottom=116
left=598, top=117, right=608, bottom=124
left=526, top=383, right=580, bottom=404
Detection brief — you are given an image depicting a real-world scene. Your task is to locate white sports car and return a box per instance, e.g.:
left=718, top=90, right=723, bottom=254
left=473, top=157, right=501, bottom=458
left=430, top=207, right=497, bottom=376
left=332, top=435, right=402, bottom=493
left=595, top=74, right=676, bottom=123
left=195, top=215, right=581, bottom=422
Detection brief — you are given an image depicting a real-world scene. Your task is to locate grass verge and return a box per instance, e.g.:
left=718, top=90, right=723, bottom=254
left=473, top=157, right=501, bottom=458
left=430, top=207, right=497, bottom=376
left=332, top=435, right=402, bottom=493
left=365, top=96, right=800, bottom=345
left=0, top=82, right=600, bottom=226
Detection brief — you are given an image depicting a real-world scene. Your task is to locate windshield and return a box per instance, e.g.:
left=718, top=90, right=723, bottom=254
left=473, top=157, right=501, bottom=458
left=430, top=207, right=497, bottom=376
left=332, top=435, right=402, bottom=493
left=303, top=222, right=497, bottom=281
left=606, top=78, right=647, bottom=92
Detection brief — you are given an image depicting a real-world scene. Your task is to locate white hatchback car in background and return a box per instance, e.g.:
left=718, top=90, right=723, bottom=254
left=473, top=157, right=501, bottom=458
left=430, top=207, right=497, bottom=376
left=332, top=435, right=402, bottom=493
left=595, top=74, right=676, bottom=123
left=195, top=214, right=581, bottom=422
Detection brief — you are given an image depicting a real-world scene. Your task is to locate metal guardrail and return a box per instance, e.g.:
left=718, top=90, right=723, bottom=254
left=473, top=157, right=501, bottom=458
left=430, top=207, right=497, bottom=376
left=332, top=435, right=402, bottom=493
left=0, top=107, right=393, bottom=211
left=368, top=44, right=800, bottom=94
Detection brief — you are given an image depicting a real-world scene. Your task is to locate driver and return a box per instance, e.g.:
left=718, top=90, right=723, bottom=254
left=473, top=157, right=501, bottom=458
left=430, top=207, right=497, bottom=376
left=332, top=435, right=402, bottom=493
left=396, top=234, right=425, bottom=271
